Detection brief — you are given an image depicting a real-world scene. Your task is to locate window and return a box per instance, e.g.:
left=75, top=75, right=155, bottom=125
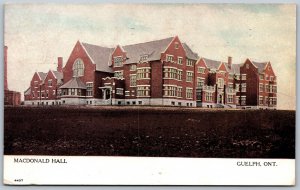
left=140, top=55, right=148, bottom=62
left=48, top=79, right=52, bottom=87
left=137, top=68, right=150, bottom=79
left=130, top=65, right=137, bottom=71
left=198, top=67, right=205, bottom=74
left=164, top=67, right=177, bottom=79
left=32, top=92, right=35, bottom=98
left=270, top=76, right=274, bottom=81
left=241, top=74, right=247, bottom=80
left=235, top=74, right=240, bottom=80
left=163, top=85, right=177, bottom=97
left=227, top=95, right=234, bottom=103
left=217, top=78, right=224, bottom=88
left=186, top=88, right=193, bottom=99
left=272, top=97, right=277, bottom=105
left=272, top=85, right=277, bottom=93
left=125, top=91, right=130, bottom=96
left=228, top=74, right=234, bottom=80
left=205, top=92, right=213, bottom=102
left=197, top=78, right=204, bottom=88
left=114, top=71, right=123, bottom=79
left=259, top=96, right=264, bottom=105
left=265, top=97, right=269, bottom=105
left=71, top=88, right=75, bottom=95
left=177, top=70, right=183, bottom=81
left=265, top=84, right=270, bottom=93
left=139, top=101, right=142, bottom=105
left=166, top=55, right=174, bottom=62
left=130, top=74, right=137, bottom=87
left=177, top=87, right=183, bottom=98
left=236, top=96, right=240, bottom=105
left=86, top=82, right=93, bottom=96
left=175, top=42, right=179, bottom=49
left=187, top=59, right=194, bottom=67
left=241, top=83, right=246, bottom=92
left=116, top=88, right=124, bottom=95
left=73, top=59, right=84, bottom=77
left=178, top=57, right=183, bottom=65
left=77, top=89, right=82, bottom=96
left=235, top=84, right=240, bottom=92
left=259, top=83, right=264, bottom=92
left=114, top=56, right=123, bottom=67
left=137, top=86, right=150, bottom=97
left=241, top=96, right=246, bottom=105
left=186, top=71, right=193, bottom=82
left=228, top=83, right=234, bottom=89
left=53, top=90, right=56, bottom=95
left=265, top=74, right=269, bottom=80
left=260, top=74, right=264, bottom=80
left=246, top=64, right=249, bottom=69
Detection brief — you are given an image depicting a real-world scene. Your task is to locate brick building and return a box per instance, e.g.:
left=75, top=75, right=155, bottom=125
left=23, top=36, right=277, bottom=109
left=4, top=46, right=21, bottom=106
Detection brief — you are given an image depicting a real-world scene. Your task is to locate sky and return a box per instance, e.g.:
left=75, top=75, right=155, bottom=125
left=4, top=4, right=296, bottom=110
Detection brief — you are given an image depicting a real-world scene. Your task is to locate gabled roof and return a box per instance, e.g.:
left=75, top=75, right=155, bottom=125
left=182, top=43, right=199, bottom=60
left=37, top=72, right=47, bottom=81
left=251, top=61, right=269, bottom=73
left=24, top=87, right=31, bottom=95
left=231, top=63, right=242, bottom=74
left=121, top=37, right=174, bottom=64
left=52, top=70, right=63, bottom=80
left=81, top=43, right=114, bottom=73
left=202, top=58, right=222, bottom=70
left=59, top=77, right=86, bottom=89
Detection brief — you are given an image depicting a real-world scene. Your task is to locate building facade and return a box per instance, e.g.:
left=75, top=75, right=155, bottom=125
left=24, top=36, right=277, bottom=109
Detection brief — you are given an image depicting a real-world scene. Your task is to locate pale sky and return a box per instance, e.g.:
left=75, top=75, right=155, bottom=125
left=4, top=4, right=296, bottom=110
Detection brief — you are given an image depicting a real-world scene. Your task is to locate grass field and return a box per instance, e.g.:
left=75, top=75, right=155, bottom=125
left=4, top=106, right=295, bottom=158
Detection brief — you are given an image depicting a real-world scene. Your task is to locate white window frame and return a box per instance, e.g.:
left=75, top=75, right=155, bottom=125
left=86, top=82, right=93, bottom=97
left=186, top=71, right=193, bottom=82
left=114, top=56, right=123, bottom=67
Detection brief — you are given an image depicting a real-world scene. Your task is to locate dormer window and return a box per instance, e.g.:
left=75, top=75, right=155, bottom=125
left=140, top=55, right=148, bottom=62
left=73, top=59, right=84, bottom=77
left=114, top=56, right=123, bottom=67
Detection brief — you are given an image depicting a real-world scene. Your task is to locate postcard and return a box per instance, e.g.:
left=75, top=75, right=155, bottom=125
left=3, top=3, right=296, bottom=185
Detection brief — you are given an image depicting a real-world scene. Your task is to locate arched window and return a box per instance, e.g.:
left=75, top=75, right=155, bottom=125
left=73, top=59, right=84, bottom=77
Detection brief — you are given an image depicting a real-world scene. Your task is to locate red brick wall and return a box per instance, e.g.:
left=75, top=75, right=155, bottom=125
left=151, top=61, right=163, bottom=98
left=241, top=59, right=259, bottom=106
left=43, top=71, right=59, bottom=100
left=29, top=72, right=43, bottom=101
left=63, top=41, right=96, bottom=91
left=94, top=71, right=113, bottom=99
left=161, top=36, right=195, bottom=100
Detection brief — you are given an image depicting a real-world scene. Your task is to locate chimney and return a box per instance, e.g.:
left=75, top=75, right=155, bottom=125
left=4, top=46, right=8, bottom=90
left=228, top=56, right=232, bottom=69
left=57, top=57, right=63, bottom=72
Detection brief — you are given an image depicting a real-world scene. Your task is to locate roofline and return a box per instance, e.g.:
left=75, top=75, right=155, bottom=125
left=245, top=58, right=258, bottom=69
left=161, top=36, right=177, bottom=54
left=80, top=41, right=95, bottom=64
left=217, top=62, right=228, bottom=72
left=198, top=57, right=208, bottom=68
left=35, top=72, right=42, bottom=81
